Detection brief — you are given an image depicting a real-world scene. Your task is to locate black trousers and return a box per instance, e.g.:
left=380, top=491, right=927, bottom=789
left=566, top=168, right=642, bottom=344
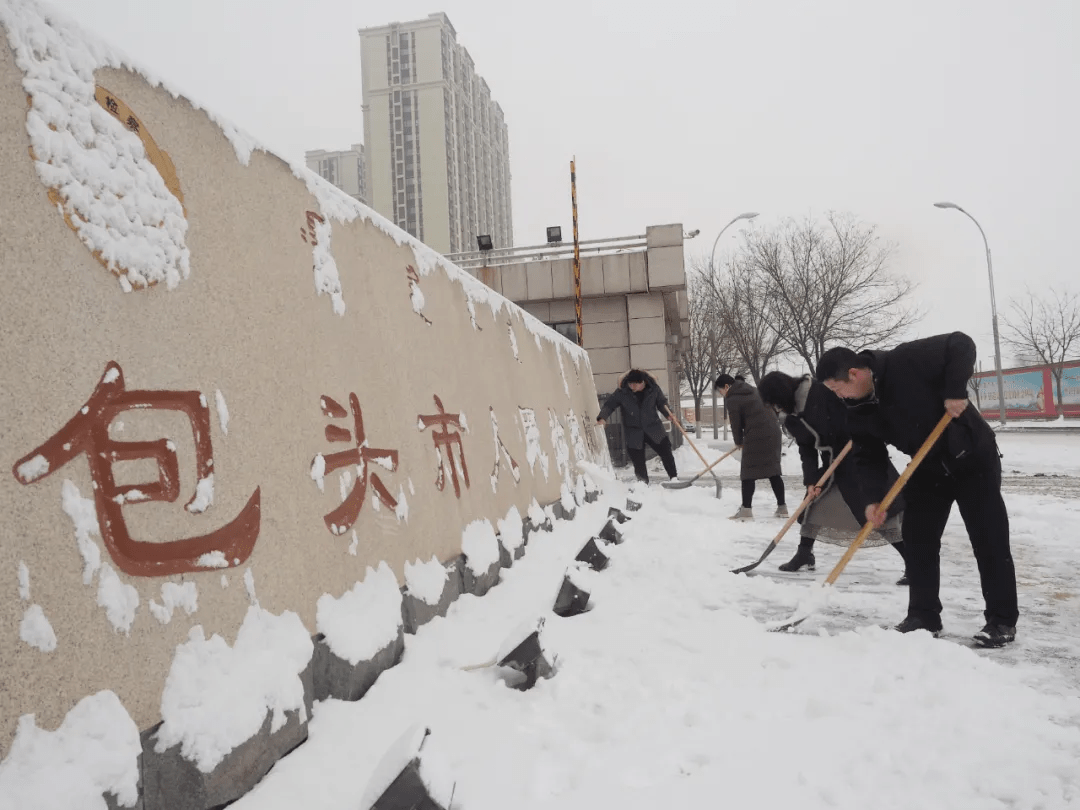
left=627, top=435, right=677, bottom=483
left=902, top=452, right=1017, bottom=628
left=741, top=476, right=786, bottom=509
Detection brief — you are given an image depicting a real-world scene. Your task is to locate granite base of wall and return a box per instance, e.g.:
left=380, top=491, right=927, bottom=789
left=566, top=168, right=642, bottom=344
left=312, top=627, right=406, bottom=703
left=401, top=557, right=465, bottom=635
left=141, top=660, right=314, bottom=810
left=461, top=554, right=502, bottom=597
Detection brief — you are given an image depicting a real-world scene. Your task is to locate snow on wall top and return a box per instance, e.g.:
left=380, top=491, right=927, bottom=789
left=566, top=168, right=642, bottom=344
left=293, top=171, right=590, bottom=363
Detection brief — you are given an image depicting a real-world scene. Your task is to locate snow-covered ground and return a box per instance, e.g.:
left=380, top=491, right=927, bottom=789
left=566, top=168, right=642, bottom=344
left=227, top=432, right=1080, bottom=810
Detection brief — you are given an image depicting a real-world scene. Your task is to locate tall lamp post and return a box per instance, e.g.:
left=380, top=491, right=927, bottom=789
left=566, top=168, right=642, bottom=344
left=933, top=202, right=1007, bottom=425
left=708, top=211, right=760, bottom=438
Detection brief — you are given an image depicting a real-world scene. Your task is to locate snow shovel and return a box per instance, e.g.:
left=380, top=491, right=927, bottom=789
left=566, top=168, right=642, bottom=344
left=661, top=445, right=738, bottom=491
left=730, top=440, right=853, bottom=574
left=664, top=406, right=724, bottom=498
left=768, top=413, right=953, bottom=633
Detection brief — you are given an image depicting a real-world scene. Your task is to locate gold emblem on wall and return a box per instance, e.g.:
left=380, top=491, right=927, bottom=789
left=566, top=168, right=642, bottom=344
left=93, top=86, right=185, bottom=211
left=28, top=85, right=189, bottom=291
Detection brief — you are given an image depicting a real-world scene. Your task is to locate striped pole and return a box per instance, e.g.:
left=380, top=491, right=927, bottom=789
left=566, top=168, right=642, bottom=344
left=570, top=159, right=583, bottom=347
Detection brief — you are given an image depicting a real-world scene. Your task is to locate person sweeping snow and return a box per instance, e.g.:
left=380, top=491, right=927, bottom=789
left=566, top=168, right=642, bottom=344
left=816, top=332, right=1018, bottom=647
left=596, top=369, right=678, bottom=484
left=758, top=371, right=908, bottom=580
left=715, top=374, right=786, bottom=520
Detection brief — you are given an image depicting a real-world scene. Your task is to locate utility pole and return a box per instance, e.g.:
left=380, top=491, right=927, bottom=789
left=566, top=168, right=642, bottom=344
left=570, top=159, right=583, bottom=347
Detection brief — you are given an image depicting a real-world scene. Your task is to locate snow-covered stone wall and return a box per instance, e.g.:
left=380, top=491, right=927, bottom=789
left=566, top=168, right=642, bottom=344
left=0, top=0, right=608, bottom=761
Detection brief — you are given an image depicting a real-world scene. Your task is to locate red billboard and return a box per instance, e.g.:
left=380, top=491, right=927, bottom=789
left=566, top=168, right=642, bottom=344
left=969, top=361, right=1080, bottom=420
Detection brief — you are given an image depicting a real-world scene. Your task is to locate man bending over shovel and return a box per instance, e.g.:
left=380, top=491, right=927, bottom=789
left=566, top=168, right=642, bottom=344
left=816, top=332, right=1018, bottom=647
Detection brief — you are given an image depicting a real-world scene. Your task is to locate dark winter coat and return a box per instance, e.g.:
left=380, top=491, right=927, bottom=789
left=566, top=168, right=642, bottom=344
left=597, top=373, right=671, bottom=451
left=725, top=380, right=782, bottom=480
left=781, top=375, right=903, bottom=519
left=840, top=332, right=999, bottom=514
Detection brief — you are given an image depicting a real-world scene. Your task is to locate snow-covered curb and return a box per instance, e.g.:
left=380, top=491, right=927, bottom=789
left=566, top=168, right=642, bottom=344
left=0, top=484, right=604, bottom=810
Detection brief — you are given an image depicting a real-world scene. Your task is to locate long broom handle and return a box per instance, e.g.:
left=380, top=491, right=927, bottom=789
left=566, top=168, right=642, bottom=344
left=665, top=406, right=721, bottom=479
left=822, top=413, right=952, bottom=587
left=689, top=445, right=740, bottom=479
left=770, top=440, right=854, bottom=546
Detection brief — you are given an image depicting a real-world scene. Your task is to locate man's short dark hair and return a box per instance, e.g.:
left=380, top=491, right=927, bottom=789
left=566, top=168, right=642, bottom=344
left=714, top=373, right=736, bottom=389
left=815, top=347, right=869, bottom=382
left=624, top=369, right=648, bottom=385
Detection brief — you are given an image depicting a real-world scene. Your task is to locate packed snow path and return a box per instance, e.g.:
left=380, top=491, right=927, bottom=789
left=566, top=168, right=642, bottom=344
left=233, top=434, right=1080, bottom=809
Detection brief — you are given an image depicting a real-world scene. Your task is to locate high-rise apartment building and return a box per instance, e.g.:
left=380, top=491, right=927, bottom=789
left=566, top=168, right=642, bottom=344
left=359, top=13, right=513, bottom=255
left=304, top=144, right=367, bottom=204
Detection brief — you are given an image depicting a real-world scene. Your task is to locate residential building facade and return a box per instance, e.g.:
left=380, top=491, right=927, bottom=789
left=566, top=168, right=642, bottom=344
left=359, top=13, right=512, bottom=255
left=304, top=144, right=367, bottom=204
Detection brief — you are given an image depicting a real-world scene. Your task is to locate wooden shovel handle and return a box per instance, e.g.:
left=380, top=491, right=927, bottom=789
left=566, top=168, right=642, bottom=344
left=695, top=445, right=739, bottom=477
left=823, top=413, right=952, bottom=586
left=665, top=406, right=715, bottom=473
left=770, top=440, right=854, bottom=546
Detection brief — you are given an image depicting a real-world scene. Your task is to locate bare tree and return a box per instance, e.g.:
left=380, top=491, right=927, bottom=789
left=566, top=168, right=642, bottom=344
left=680, top=272, right=718, bottom=423
left=699, top=254, right=784, bottom=385
left=741, top=212, right=920, bottom=371
left=681, top=264, right=743, bottom=421
left=1002, top=287, right=1080, bottom=413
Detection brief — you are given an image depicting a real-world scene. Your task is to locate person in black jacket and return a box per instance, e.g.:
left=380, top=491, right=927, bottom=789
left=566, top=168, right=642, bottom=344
left=758, top=371, right=908, bottom=577
left=816, top=332, right=1017, bottom=647
left=715, top=373, right=785, bottom=520
left=597, top=369, right=678, bottom=484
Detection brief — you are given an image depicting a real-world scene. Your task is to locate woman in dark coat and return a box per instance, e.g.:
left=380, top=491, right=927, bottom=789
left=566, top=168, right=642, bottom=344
left=596, top=369, right=678, bottom=484
left=758, top=370, right=907, bottom=578
left=715, top=373, right=785, bottom=520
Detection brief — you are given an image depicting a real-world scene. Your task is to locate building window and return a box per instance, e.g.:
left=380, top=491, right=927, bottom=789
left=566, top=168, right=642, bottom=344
left=546, top=322, right=578, bottom=342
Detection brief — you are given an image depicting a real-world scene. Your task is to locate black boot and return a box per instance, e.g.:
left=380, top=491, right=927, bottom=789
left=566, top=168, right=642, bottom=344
left=778, top=547, right=815, bottom=572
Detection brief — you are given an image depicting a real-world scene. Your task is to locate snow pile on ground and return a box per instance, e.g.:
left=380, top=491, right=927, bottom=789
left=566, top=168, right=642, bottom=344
left=227, top=441, right=1080, bottom=810
left=154, top=606, right=313, bottom=773
left=0, top=691, right=140, bottom=810
left=317, top=563, right=402, bottom=665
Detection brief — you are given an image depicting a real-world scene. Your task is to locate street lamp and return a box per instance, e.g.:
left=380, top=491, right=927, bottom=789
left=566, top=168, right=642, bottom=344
left=933, top=201, right=1007, bottom=425
left=707, top=211, right=759, bottom=439
left=709, top=212, right=759, bottom=270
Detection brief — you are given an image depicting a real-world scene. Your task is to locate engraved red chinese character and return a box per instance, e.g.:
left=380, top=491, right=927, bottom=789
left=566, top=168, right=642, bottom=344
left=11, top=362, right=261, bottom=577
left=406, top=265, right=432, bottom=325
left=489, top=406, right=520, bottom=492
left=312, top=393, right=399, bottom=535
left=300, top=210, right=325, bottom=245
left=418, top=394, right=469, bottom=497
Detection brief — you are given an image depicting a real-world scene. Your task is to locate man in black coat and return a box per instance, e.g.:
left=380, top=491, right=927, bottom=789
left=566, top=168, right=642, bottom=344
left=816, top=332, right=1018, bottom=647
left=597, top=369, right=678, bottom=484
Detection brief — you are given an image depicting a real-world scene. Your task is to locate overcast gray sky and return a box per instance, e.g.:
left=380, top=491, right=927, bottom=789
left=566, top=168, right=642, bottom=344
left=47, top=0, right=1080, bottom=369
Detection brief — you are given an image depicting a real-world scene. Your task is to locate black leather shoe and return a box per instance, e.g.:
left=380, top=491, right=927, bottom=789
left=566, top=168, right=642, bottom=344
left=973, top=623, right=1016, bottom=648
left=896, top=571, right=909, bottom=586
left=778, top=549, right=815, bottom=572
left=893, top=615, right=942, bottom=637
